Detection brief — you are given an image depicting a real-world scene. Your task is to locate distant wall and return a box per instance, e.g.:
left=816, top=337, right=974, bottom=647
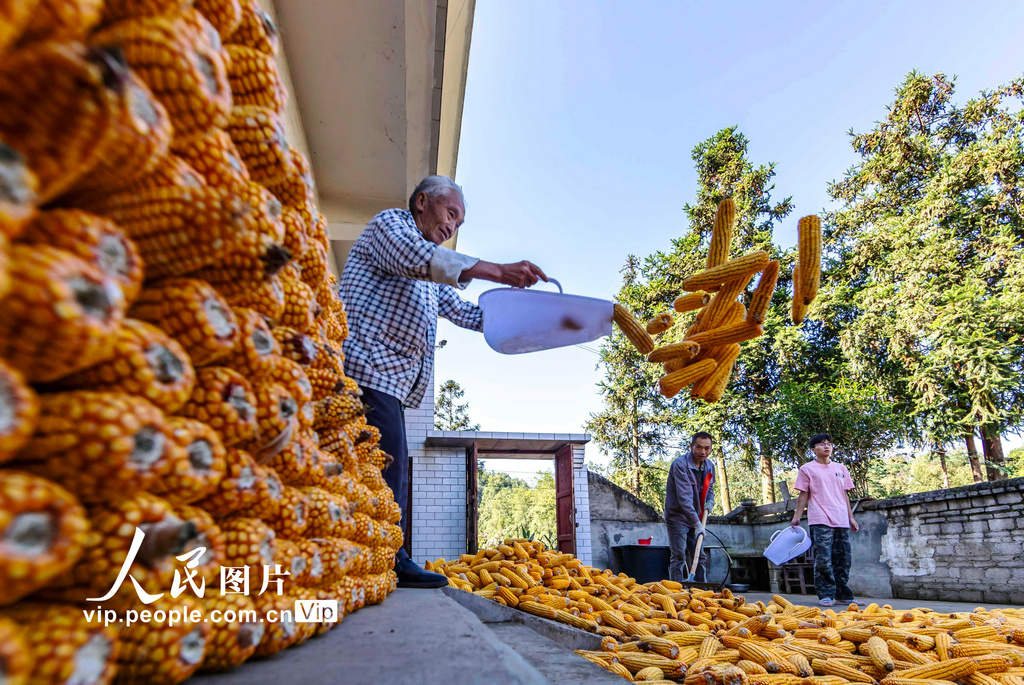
left=588, top=472, right=667, bottom=572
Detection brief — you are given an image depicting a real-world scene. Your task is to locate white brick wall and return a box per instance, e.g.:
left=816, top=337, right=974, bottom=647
left=573, top=444, right=593, bottom=566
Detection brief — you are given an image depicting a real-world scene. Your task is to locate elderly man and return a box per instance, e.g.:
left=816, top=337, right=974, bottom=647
left=664, top=431, right=716, bottom=583
left=339, top=175, right=547, bottom=588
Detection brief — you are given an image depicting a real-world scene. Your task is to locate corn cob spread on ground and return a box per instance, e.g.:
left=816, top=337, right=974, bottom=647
left=0, top=2, right=404, bottom=681
left=611, top=199, right=823, bottom=403
left=432, top=540, right=1024, bottom=685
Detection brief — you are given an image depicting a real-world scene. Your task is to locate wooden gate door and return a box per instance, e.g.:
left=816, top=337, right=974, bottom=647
left=466, top=442, right=478, bottom=554
left=554, top=444, right=576, bottom=554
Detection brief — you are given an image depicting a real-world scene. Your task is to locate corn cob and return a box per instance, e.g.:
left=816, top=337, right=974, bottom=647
left=646, top=311, right=675, bottom=336
left=16, top=391, right=173, bottom=503
left=268, top=146, right=315, bottom=208
left=686, top=321, right=764, bottom=349
left=0, top=245, right=125, bottom=382
left=195, top=447, right=260, bottom=516
left=682, top=251, right=769, bottom=292
left=302, top=487, right=354, bottom=538
left=0, top=472, right=88, bottom=605
left=229, top=1, right=280, bottom=53
left=866, top=636, right=896, bottom=672
left=0, top=43, right=129, bottom=203
left=234, top=462, right=284, bottom=521
left=649, top=340, right=700, bottom=364
left=172, top=127, right=251, bottom=188
left=934, top=632, right=954, bottom=661
left=279, top=265, right=319, bottom=331
left=0, top=361, right=37, bottom=464
left=674, top=290, right=713, bottom=313
left=613, top=303, right=656, bottom=355
left=71, top=492, right=198, bottom=606
left=263, top=485, right=309, bottom=540
left=690, top=272, right=755, bottom=335
left=219, top=516, right=275, bottom=590
left=792, top=263, right=807, bottom=324
left=617, top=651, right=681, bottom=673
left=299, top=238, right=329, bottom=289
left=882, top=657, right=980, bottom=681
left=280, top=204, right=310, bottom=263
left=220, top=307, right=281, bottom=381
left=225, top=43, right=287, bottom=111
left=1, top=603, right=119, bottom=684
left=20, top=209, right=144, bottom=305
left=270, top=434, right=322, bottom=486
left=797, top=215, right=822, bottom=305
left=131, top=279, right=240, bottom=366
left=94, top=16, right=232, bottom=135
left=243, top=380, right=299, bottom=456
left=196, top=0, right=244, bottom=38
left=54, top=319, right=196, bottom=413
left=747, top=259, right=781, bottom=325
left=227, top=105, right=294, bottom=185
left=1, top=0, right=40, bottom=54
left=93, top=183, right=282, bottom=280
left=0, top=144, right=37, bottom=243
left=150, top=417, right=228, bottom=504
left=263, top=355, right=314, bottom=406
left=312, top=392, right=367, bottom=430
left=708, top=198, right=736, bottom=269
left=307, top=368, right=345, bottom=402
left=739, top=660, right=770, bottom=675
left=197, top=593, right=262, bottom=672
left=169, top=502, right=224, bottom=590
left=100, top=0, right=191, bottom=22
left=116, top=597, right=209, bottom=684
left=179, top=367, right=258, bottom=447
left=975, top=656, right=1015, bottom=675
left=316, top=537, right=366, bottom=582
left=887, top=640, right=935, bottom=665
left=659, top=359, right=717, bottom=398
left=229, top=274, right=287, bottom=321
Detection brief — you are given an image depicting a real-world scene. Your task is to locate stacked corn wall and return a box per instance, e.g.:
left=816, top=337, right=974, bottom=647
left=432, top=542, right=1024, bottom=685
left=0, top=2, right=401, bottom=682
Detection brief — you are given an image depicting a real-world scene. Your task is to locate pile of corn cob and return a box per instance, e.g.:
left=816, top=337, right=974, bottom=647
left=432, top=541, right=1024, bottom=685
left=611, top=200, right=822, bottom=403
left=0, top=1, right=402, bottom=682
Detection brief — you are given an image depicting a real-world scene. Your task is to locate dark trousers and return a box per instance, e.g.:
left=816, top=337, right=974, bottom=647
left=360, top=386, right=410, bottom=562
left=810, top=524, right=854, bottom=601
left=666, top=519, right=708, bottom=583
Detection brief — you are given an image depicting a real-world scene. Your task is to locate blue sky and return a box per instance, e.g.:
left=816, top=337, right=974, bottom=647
left=437, top=1, right=1024, bottom=481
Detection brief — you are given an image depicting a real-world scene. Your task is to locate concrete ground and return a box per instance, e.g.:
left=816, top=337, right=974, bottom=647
left=742, top=591, right=1023, bottom=612
left=190, top=587, right=621, bottom=685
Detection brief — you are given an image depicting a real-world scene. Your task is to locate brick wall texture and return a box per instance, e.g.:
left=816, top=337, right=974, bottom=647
left=864, top=477, right=1024, bottom=604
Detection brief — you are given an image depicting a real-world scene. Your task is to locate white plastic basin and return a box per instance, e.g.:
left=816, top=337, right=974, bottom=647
left=763, top=525, right=812, bottom=566
left=478, top=279, right=614, bottom=355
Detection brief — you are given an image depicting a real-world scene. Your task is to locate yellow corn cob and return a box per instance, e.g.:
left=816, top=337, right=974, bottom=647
left=934, top=632, right=954, bottom=661
left=179, top=367, right=258, bottom=447
left=617, top=651, right=681, bottom=673
left=638, top=666, right=667, bottom=680
left=658, top=359, right=717, bottom=398
left=975, top=656, right=1014, bottom=675
left=225, top=43, right=288, bottom=112
left=882, top=657, right=980, bottom=681
left=115, top=153, right=207, bottom=196
left=19, top=209, right=145, bottom=305
left=94, top=16, right=232, bottom=135
left=608, top=661, right=635, bottom=679
left=192, top=447, right=259, bottom=517
left=0, top=245, right=125, bottom=383
left=94, top=183, right=283, bottom=280
left=229, top=0, right=280, bottom=53
left=0, top=361, right=38, bottom=464
left=792, top=263, right=807, bottom=324
left=116, top=597, right=210, bottom=683
left=262, top=485, right=309, bottom=540
left=221, top=307, right=281, bottom=380
left=797, top=215, right=822, bottom=305
left=888, top=640, right=935, bottom=665
left=690, top=272, right=755, bottom=335
left=686, top=321, right=764, bottom=349
left=231, top=275, right=287, bottom=321
left=299, top=239, right=329, bottom=289
left=149, top=417, right=228, bottom=504
left=54, top=319, right=196, bottom=413
left=0, top=42, right=124, bottom=202
left=952, top=644, right=1002, bottom=659
left=739, top=660, right=770, bottom=675
left=708, top=198, right=736, bottom=269
left=866, top=636, right=896, bottom=672
left=674, top=290, right=712, bottom=313
left=649, top=340, right=700, bottom=363
left=613, top=303, right=656, bottom=355
left=0, top=142, right=37, bottom=240
left=301, top=486, right=354, bottom=539
left=168, top=502, right=224, bottom=591
left=0, top=472, right=89, bottom=605
left=132, top=279, right=240, bottom=366
left=788, top=654, right=814, bottom=677
left=197, top=593, right=262, bottom=672
left=279, top=265, right=319, bottom=332
left=16, top=391, right=173, bottom=503
left=243, top=380, right=299, bottom=455
left=70, top=492, right=198, bottom=606
left=955, top=627, right=1001, bottom=641
left=196, top=0, right=244, bottom=39
left=1012, top=630, right=1024, bottom=646
left=0, top=0, right=39, bottom=54
left=173, top=127, right=252, bottom=188
left=100, top=0, right=190, bottom=22
left=820, top=628, right=843, bottom=645
left=683, top=251, right=769, bottom=292
left=1, top=603, right=118, bottom=684
left=227, top=105, right=295, bottom=185
left=281, top=204, right=310, bottom=262
left=646, top=311, right=675, bottom=335
left=747, top=259, right=780, bottom=325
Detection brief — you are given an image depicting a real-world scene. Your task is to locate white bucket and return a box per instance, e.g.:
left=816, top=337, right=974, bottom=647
left=478, top=279, right=613, bottom=355
left=763, top=526, right=812, bottom=566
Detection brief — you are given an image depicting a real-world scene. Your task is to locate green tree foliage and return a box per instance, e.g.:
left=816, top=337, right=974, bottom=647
left=823, top=72, right=1024, bottom=480
left=434, top=379, right=481, bottom=431
left=476, top=466, right=555, bottom=549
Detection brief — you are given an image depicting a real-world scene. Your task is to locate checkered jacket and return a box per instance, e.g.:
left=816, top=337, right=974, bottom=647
left=339, top=209, right=483, bottom=409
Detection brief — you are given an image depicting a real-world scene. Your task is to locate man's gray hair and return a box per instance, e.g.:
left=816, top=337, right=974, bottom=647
left=408, top=175, right=465, bottom=214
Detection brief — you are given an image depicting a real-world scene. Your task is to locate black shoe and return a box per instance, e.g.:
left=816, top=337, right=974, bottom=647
left=395, top=557, right=448, bottom=589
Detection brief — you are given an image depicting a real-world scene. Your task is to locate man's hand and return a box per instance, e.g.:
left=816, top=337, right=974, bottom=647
left=496, top=261, right=547, bottom=288
left=791, top=514, right=802, bottom=528
left=850, top=517, right=859, bottom=533
left=693, top=522, right=706, bottom=539
left=464, top=260, right=548, bottom=288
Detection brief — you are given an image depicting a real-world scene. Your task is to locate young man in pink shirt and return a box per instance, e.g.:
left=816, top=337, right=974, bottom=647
left=790, top=433, right=859, bottom=607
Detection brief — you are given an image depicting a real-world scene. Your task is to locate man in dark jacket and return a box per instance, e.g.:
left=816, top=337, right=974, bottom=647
left=664, top=431, right=716, bottom=583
